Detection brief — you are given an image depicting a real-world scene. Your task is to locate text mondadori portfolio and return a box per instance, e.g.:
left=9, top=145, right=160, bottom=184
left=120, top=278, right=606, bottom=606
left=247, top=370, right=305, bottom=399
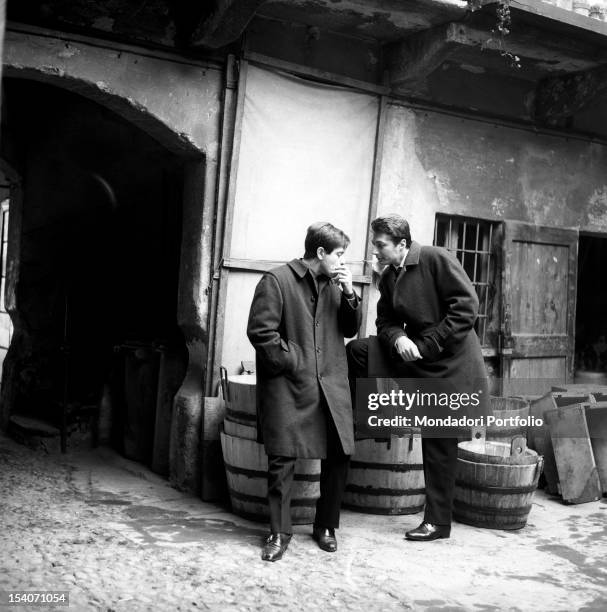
left=367, top=415, right=544, bottom=427
left=365, top=390, right=544, bottom=428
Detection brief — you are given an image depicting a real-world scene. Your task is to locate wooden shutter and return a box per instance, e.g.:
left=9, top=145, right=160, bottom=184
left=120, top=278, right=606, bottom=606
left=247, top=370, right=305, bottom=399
left=500, top=221, right=578, bottom=396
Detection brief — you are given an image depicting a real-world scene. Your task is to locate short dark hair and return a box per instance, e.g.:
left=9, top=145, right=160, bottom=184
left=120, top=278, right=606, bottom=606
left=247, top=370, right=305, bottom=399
left=304, top=222, right=350, bottom=259
left=371, top=214, right=412, bottom=247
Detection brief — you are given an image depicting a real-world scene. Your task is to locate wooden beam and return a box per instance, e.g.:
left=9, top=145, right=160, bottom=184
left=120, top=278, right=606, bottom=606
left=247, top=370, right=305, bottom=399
left=388, top=20, right=607, bottom=91
left=534, top=64, right=607, bottom=124
left=386, top=23, right=462, bottom=89
left=191, top=0, right=266, bottom=48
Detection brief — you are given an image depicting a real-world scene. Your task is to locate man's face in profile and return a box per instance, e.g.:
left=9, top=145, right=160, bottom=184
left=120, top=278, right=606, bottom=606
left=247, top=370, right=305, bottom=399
left=372, top=233, right=406, bottom=267
left=319, top=246, right=346, bottom=279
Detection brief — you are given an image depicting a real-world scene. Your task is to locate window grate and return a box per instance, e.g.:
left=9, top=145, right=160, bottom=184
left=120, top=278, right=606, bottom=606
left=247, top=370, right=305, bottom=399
left=434, top=214, right=499, bottom=348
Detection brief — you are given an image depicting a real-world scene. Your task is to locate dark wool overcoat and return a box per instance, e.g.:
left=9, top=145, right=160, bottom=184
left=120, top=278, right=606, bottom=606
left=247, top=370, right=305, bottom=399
left=247, top=259, right=361, bottom=458
left=375, top=241, right=489, bottom=406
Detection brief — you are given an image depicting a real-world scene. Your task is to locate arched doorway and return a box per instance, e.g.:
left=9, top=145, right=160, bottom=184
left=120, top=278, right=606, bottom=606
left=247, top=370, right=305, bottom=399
left=0, top=77, right=191, bottom=473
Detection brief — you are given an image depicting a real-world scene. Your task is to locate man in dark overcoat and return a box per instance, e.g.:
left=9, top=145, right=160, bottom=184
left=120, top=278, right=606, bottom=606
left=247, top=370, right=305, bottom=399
left=247, top=222, right=362, bottom=561
left=347, top=213, right=489, bottom=541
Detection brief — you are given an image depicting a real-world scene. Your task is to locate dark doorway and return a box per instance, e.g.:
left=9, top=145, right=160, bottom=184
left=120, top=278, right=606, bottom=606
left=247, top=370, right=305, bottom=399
left=0, top=78, right=187, bottom=469
left=575, top=234, right=607, bottom=383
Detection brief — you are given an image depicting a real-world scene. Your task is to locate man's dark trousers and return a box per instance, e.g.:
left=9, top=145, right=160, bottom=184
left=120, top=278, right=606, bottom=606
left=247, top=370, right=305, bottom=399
left=267, top=405, right=349, bottom=534
left=346, top=337, right=457, bottom=527
left=420, top=437, right=458, bottom=526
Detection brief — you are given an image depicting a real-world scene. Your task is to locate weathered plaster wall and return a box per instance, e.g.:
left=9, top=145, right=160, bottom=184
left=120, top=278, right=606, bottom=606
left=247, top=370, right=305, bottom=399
left=378, top=102, right=607, bottom=241
left=3, top=29, right=222, bottom=155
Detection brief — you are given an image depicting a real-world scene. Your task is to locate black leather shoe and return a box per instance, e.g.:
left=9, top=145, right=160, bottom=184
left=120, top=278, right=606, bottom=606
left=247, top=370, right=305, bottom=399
left=261, top=533, right=292, bottom=562
left=312, top=527, right=337, bottom=552
left=405, top=522, right=450, bottom=541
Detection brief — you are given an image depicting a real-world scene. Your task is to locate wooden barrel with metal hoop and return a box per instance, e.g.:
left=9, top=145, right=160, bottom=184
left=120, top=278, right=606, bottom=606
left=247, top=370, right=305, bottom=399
left=454, top=437, right=543, bottom=530
left=220, top=426, right=320, bottom=524
left=343, top=433, right=425, bottom=515
left=223, top=416, right=257, bottom=440
left=220, top=366, right=257, bottom=430
left=486, top=396, right=530, bottom=443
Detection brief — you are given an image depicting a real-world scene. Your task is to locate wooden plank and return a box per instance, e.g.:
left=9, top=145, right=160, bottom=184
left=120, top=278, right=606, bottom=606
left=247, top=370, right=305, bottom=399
left=503, top=358, right=565, bottom=397
left=500, top=222, right=578, bottom=396
left=508, top=337, right=570, bottom=356
left=545, top=404, right=601, bottom=504
left=584, top=401, right=607, bottom=495
left=552, top=384, right=607, bottom=395
left=529, top=392, right=559, bottom=494
left=529, top=392, right=595, bottom=495
left=350, top=91, right=386, bottom=336
left=509, top=241, right=569, bottom=335
left=222, top=257, right=371, bottom=284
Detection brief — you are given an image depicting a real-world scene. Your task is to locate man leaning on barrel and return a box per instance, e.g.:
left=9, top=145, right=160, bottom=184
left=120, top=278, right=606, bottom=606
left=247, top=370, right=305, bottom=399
left=247, top=222, right=362, bottom=562
left=347, top=213, right=489, bottom=542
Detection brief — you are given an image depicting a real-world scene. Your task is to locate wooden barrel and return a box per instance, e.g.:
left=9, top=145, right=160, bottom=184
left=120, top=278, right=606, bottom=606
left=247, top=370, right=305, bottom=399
left=454, top=439, right=543, bottom=530
left=223, top=415, right=257, bottom=441
left=486, top=396, right=529, bottom=443
left=220, top=427, right=320, bottom=524
left=343, top=435, right=425, bottom=514
left=221, top=368, right=257, bottom=429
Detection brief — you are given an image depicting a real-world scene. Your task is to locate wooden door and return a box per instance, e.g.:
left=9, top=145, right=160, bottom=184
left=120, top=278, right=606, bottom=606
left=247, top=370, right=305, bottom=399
left=500, top=221, right=578, bottom=396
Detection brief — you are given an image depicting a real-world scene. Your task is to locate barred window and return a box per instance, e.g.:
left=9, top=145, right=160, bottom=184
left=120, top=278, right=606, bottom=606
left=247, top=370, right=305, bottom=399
left=434, top=214, right=500, bottom=350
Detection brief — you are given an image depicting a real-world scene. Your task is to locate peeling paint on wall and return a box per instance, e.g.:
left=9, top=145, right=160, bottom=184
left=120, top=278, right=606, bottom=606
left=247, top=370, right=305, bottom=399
left=378, top=104, right=440, bottom=244
left=588, top=186, right=607, bottom=228
left=57, top=44, right=80, bottom=59
left=378, top=102, right=607, bottom=236
left=491, top=198, right=507, bottom=217
left=4, top=31, right=222, bottom=156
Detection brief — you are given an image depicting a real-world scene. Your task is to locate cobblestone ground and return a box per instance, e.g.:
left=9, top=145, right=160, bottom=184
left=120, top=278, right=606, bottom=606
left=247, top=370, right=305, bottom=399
left=1, top=431, right=607, bottom=612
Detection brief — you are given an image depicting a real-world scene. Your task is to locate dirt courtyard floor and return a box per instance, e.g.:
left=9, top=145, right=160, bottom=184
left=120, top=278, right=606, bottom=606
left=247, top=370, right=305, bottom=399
left=1, top=430, right=606, bottom=612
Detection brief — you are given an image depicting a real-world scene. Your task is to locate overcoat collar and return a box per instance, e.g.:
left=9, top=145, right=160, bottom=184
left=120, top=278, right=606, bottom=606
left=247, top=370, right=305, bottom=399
left=403, top=241, right=421, bottom=268
left=287, top=258, right=309, bottom=279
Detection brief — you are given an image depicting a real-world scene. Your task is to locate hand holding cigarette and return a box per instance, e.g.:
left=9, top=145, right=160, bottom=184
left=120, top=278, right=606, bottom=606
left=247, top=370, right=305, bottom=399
left=332, top=264, right=354, bottom=296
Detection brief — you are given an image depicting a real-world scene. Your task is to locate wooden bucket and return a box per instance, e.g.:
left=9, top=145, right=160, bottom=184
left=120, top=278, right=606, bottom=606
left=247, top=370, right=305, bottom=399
left=220, top=367, right=257, bottom=429
left=220, top=427, right=320, bottom=524
left=454, top=438, right=543, bottom=530
left=487, top=396, right=530, bottom=442
left=343, top=434, right=425, bottom=515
